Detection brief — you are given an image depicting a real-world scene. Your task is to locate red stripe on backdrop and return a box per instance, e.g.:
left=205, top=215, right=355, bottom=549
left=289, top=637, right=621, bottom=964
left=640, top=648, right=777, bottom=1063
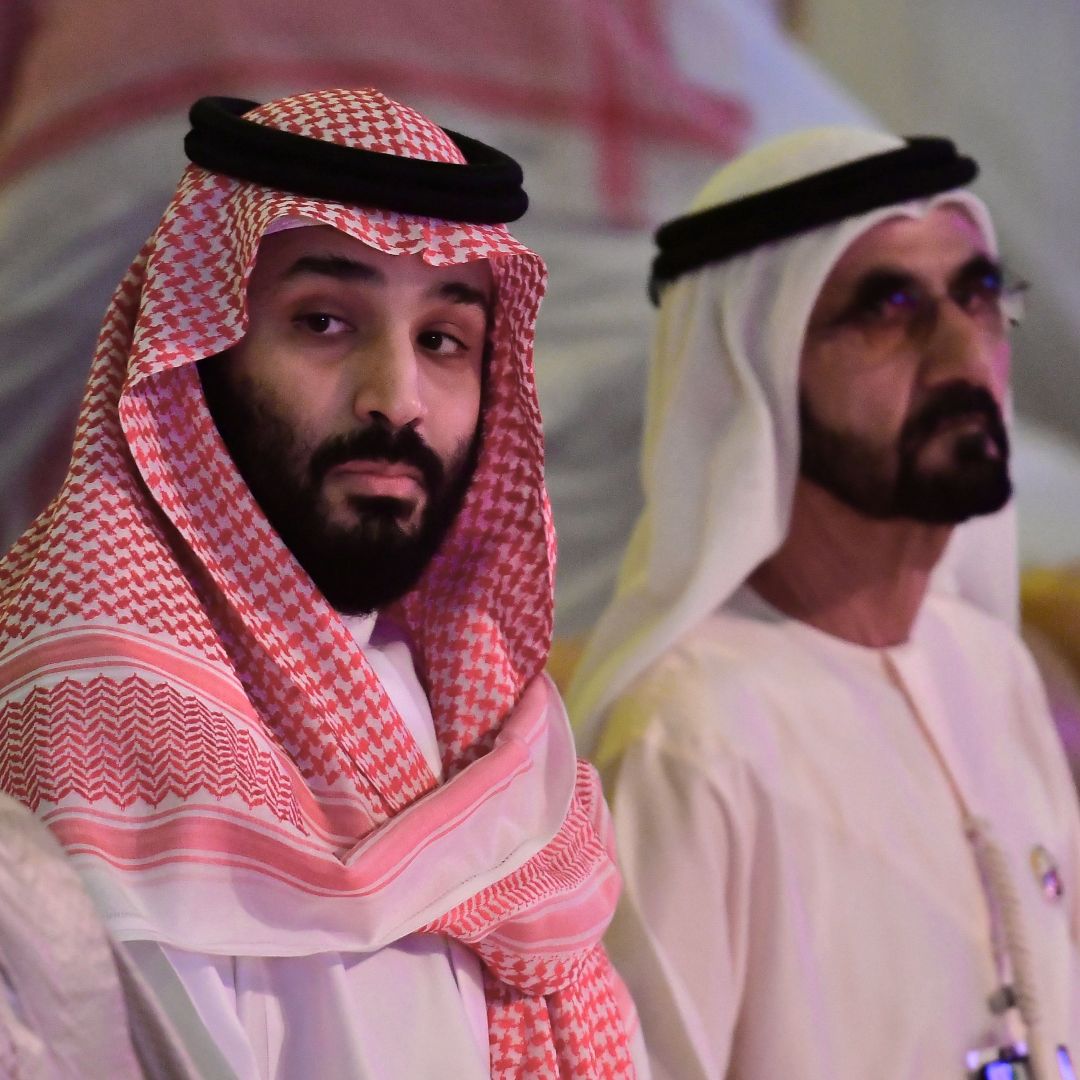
left=589, top=23, right=643, bottom=226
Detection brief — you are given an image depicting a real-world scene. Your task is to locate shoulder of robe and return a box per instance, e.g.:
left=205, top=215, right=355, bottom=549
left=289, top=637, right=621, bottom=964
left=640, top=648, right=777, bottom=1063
left=596, top=609, right=800, bottom=773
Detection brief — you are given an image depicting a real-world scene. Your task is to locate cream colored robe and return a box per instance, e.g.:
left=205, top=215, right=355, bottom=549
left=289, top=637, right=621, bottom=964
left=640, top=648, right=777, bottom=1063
left=604, top=588, right=1080, bottom=1079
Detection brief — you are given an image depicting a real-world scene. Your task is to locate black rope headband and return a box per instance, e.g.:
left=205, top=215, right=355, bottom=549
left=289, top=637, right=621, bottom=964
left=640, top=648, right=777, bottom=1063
left=649, top=136, right=977, bottom=303
left=184, top=96, right=529, bottom=225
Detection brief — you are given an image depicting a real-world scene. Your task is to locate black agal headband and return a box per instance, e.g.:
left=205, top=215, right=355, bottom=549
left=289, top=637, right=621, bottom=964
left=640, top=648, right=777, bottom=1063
left=649, top=136, right=977, bottom=303
left=184, top=96, right=529, bottom=225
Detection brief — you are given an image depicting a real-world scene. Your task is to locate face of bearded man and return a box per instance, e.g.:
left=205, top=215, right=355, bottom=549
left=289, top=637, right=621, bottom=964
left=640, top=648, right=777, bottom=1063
left=200, top=364, right=479, bottom=613
left=798, top=205, right=1014, bottom=525
left=199, top=226, right=492, bottom=614
left=799, top=381, right=1011, bottom=523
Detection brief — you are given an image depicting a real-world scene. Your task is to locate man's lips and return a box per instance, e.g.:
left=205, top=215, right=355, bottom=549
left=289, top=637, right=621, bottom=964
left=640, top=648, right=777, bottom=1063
left=326, top=460, right=425, bottom=499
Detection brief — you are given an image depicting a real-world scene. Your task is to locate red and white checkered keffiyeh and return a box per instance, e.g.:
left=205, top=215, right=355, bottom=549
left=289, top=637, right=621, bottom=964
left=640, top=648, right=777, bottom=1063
left=0, top=88, right=635, bottom=1078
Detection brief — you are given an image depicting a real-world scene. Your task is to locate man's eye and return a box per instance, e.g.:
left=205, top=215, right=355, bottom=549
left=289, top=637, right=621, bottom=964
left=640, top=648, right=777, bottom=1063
left=418, top=330, right=467, bottom=355
left=848, top=287, right=919, bottom=324
left=295, top=313, right=349, bottom=335
left=952, top=268, right=1032, bottom=327
left=956, top=270, right=1004, bottom=311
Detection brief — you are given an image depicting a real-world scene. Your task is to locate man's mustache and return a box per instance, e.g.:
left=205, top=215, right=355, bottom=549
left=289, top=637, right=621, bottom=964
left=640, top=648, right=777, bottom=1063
left=308, top=422, right=445, bottom=493
left=900, top=382, right=1009, bottom=460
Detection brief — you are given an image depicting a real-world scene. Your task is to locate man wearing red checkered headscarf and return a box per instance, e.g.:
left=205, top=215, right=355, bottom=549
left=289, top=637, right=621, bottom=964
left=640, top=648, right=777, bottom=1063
left=0, top=89, right=642, bottom=1079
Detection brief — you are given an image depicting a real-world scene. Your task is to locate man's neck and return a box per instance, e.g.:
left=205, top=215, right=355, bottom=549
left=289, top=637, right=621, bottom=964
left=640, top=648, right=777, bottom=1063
left=748, top=478, right=952, bottom=647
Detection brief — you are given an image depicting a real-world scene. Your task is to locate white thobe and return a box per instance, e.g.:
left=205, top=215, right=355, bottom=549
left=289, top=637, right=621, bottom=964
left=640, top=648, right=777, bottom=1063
left=604, top=587, right=1080, bottom=1080
left=130, top=616, right=491, bottom=1080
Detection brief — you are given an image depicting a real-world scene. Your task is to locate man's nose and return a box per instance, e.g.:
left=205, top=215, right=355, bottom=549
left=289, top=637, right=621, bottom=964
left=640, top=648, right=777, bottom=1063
left=920, top=299, right=1010, bottom=394
left=350, top=331, right=425, bottom=429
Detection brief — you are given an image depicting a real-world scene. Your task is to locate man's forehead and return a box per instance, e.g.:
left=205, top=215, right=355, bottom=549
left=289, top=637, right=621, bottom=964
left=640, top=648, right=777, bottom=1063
left=251, top=223, right=493, bottom=293
left=819, top=204, right=991, bottom=296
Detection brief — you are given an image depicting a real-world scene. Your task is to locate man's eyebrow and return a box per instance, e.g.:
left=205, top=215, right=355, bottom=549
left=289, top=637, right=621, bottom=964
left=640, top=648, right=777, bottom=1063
left=811, top=267, right=918, bottom=328
left=844, top=267, right=920, bottom=304
left=950, top=252, right=1003, bottom=284
left=434, top=280, right=492, bottom=312
left=280, top=255, right=383, bottom=283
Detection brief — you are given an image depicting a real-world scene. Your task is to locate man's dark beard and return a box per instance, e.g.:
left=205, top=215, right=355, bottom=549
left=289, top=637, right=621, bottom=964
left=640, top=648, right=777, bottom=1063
left=199, top=360, right=478, bottom=614
left=799, top=381, right=1012, bottom=524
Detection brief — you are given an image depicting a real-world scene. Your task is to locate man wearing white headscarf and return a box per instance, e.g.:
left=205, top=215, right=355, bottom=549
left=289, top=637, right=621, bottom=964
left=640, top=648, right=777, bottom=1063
left=568, top=128, right=1080, bottom=1079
